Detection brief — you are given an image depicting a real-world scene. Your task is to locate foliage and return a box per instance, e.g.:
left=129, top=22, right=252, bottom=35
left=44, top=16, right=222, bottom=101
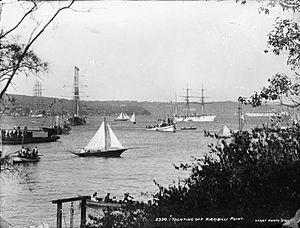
left=87, top=124, right=300, bottom=227
left=0, top=0, right=75, bottom=99
left=153, top=126, right=300, bottom=219
left=243, top=0, right=300, bottom=107
left=0, top=37, right=48, bottom=83
left=266, top=18, right=300, bottom=70
left=240, top=73, right=300, bottom=108
left=87, top=203, right=155, bottom=228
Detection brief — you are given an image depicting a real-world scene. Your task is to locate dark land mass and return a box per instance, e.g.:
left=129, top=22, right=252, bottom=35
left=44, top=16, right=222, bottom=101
left=3, top=94, right=284, bottom=117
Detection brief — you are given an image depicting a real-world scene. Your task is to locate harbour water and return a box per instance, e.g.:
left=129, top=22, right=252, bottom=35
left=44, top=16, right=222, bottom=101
left=0, top=114, right=267, bottom=227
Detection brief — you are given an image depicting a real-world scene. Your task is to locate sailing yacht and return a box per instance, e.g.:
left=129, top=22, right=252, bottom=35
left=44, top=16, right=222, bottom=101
left=130, top=112, right=136, bottom=124
left=73, top=117, right=127, bottom=157
left=114, top=112, right=130, bottom=121
left=217, top=125, right=231, bottom=138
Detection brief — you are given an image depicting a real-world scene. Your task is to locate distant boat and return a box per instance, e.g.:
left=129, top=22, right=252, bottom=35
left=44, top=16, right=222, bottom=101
left=10, top=146, right=41, bottom=164
left=12, top=153, right=41, bottom=164
left=217, top=125, right=231, bottom=138
left=66, top=66, right=86, bottom=126
left=115, top=112, right=130, bottom=121
left=245, top=112, right=276, bottom=117
left=146, top=116, right=176, bottom=132
left=31, top=80, right=45, bottom=118
left=30, top=113, right=44, bottom=118
left=130, top=112, right=136, bottom=124
left=43, top=116, right=71, bottom=135
left=174, top=84, right=216, bottom=122
left=181, top=126, right=197, bottom=131
left=66, top=115, right=86, bottom=126
left=1, top=128, right=60, bottom=145
left=72, top=117, right=127, bottom=157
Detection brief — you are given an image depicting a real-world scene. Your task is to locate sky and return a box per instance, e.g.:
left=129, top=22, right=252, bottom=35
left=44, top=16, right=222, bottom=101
left=2, top=0, right=295, bottom=102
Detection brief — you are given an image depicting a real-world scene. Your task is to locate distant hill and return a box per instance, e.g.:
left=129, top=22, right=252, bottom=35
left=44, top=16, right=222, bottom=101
left=4, top=94, right=284, bottom=117
left=5, top=94, right=152, bottom=116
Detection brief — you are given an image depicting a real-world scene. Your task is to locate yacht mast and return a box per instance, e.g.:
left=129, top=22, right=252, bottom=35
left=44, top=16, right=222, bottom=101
left=104, top=117, right=109, bottom=150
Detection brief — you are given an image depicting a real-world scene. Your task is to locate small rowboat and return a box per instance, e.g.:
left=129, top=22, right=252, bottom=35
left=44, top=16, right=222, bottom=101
left=13, top=156, right=41, bottom=164
left=86, top=200, right=127, bottom=208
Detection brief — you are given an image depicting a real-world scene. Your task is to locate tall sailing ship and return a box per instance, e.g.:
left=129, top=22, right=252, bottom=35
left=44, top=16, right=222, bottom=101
left=174, top=84, right=216, bottom=122
left=66, top=66, right=86, bottom=126
left=30, top=80, right=45, bottom=118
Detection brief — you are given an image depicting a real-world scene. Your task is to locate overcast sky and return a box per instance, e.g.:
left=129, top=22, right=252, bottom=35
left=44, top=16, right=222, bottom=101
left=3, top=1, right=294, bottom=102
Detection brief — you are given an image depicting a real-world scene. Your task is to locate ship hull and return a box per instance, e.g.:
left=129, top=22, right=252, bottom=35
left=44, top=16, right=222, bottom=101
left=73, top=148, right=127, bottom=157
left=86, top=200, right=127, bottom=208
left=175, top=115, right=216, bottom=122
left=2, top=135, right=60, bottom=145
left=42, top=126, right=71, bottom=135
left=13, top=156, right=40, bottom=164
left=147, top=124, right=176, bottom=132
left=66, top=116, right=86, bottom=126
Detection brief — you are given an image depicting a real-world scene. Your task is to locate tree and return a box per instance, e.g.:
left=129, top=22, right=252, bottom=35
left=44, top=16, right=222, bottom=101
left=238, top=1, right=300, bottom=108
left=0, top=0, right=75, bottom=100
left=0, top=0, right=75, bottom=175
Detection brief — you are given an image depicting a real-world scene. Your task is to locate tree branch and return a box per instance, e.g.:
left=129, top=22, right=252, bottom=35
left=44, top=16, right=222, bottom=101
left=0, top=0, right=75, bottom=99
left=0, top=1, right=38, bottom=39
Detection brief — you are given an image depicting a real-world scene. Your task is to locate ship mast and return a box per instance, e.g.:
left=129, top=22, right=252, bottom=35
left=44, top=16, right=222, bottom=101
left=174, top=92, right=178, bottom=116
left=33, top=80, right=44, bottom=112
left=180, top=85, right=200, bottom=115
left=200, top=83, right=209, bottom=115
left=184, top=85, right=191, bottom=115
left=74, top=66, right=80, bottom=116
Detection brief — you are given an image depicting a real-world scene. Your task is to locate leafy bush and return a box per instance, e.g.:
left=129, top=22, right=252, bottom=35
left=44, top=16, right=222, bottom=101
left=87, top=125, right=300, bottom=227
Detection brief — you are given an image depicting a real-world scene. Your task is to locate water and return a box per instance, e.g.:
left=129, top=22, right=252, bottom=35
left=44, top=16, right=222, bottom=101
left=0, top=114, right=267, bottom=227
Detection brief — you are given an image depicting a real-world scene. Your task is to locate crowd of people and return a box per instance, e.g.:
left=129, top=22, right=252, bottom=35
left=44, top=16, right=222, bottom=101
left=1, top=126, right=28, bottom=138
left=90, top=192, right=134, bottom=204
left=17, top=146, right=39, bottom=159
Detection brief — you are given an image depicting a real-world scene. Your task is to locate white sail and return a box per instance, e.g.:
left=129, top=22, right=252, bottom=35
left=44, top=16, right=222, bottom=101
left=124, top=113, right=130, bottom=119
left=116, top=112, right=130, bottom=120
left=218, top=125, right=231, bottom=138
left=116, top=112, right=125, bottom=120
left=130, top=112, right=136, bottom=123
left=85, top=121, right=106, bottom=150
left=107, top=123, right=123, bottom=148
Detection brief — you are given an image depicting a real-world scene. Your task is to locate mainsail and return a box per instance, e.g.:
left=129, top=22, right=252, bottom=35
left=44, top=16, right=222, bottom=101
left=130, top=112, right=136, bottom=123
left=116, top=112, right=129, bottom=120
left=218, top=125, right=231, bottom=138
left=124, top=113, right=130, bottom=119
left=84, top=119, right=123, bottom=151
left=85, top=121, right=106, bottom=150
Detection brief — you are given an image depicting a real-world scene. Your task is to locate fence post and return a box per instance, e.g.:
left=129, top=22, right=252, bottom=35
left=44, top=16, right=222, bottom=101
left=80, top=199, right=86, bottom=228
left=57, top=202, right=62, bottom=228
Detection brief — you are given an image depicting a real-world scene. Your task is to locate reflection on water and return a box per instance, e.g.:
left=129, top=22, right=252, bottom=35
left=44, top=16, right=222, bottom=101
left=0, top=115, right=265, bottom=227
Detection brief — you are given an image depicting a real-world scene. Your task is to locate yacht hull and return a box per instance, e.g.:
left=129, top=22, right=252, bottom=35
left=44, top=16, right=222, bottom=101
left=73, top=148, right=127, bottom=157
